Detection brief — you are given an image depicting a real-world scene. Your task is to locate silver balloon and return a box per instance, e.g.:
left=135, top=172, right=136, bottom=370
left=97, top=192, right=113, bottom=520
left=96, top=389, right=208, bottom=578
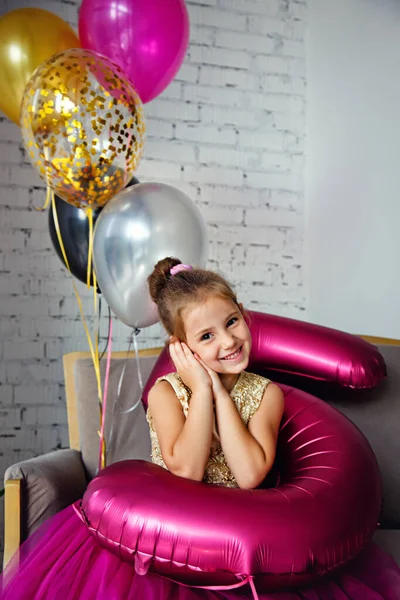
left=93, top=182, right=208, bottom=328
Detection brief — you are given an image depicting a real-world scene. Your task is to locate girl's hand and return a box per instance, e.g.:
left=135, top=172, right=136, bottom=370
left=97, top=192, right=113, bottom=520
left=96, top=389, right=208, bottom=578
left=194, top=354, right=224, bottom=396
left=169, top=338, right=211, bottom=393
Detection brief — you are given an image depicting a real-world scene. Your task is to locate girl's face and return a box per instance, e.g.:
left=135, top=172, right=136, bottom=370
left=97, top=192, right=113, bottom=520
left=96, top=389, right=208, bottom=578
left=182, top=296, right=252, bottom=376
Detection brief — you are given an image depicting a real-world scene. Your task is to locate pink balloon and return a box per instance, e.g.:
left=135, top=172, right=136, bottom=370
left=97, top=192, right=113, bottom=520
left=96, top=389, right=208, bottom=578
left=78, top=391, right=381, bottom=590
left=78, top=0, right=190, bottom=103
left=76, top=311, right=384, bottom=591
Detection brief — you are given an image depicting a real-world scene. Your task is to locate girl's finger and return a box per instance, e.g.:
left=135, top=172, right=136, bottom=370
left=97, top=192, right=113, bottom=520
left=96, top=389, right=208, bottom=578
left=194, top=352, right=203, bottom=365
left=169, top=343, right=180, bottom=369
left=181, top=342, right=196, bottom=362
left=173, top=341, right=188, bottom=366
left=194, top=353, right=209, bottom=370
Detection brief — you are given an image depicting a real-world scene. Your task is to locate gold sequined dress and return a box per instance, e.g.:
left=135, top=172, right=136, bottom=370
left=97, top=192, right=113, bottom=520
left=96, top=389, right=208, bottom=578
left=146, top=371, right=270, bottom=487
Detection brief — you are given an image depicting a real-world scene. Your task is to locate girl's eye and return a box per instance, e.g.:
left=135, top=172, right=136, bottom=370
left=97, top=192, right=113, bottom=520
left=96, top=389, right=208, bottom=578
left=201, top=332, right=212, bottom=341
left=227, top=317, right=238, bottom=327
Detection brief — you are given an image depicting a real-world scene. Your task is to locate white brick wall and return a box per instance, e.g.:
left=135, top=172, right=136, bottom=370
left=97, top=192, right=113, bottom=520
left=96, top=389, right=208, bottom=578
left=0, top=0, right=307, bottom=557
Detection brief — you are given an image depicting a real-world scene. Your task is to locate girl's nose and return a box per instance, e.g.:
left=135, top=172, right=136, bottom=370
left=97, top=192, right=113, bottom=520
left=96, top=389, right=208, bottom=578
left=220, top=332, right=236, bottom=350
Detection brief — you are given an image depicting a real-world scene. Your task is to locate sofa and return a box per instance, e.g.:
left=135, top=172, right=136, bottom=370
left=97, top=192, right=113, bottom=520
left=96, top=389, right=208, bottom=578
left=3, top=339, right=400, bottom=573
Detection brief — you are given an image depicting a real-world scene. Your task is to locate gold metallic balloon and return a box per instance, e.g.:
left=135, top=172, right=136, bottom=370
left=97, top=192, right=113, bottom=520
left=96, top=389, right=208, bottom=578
left=0, top=8, right=80, bottom=125
left=20, top=48, right=145, bottom=209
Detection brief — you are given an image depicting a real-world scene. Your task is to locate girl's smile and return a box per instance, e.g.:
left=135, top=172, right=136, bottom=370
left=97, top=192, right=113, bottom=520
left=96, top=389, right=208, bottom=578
left=219, top=346, right=243, bottom=361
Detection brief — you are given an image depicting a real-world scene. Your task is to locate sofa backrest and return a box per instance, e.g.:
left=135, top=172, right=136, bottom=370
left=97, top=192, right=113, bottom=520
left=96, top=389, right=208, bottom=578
left=70, top=353, right=158, bottom=479
left=67, top=343, right=400, bottom=527
left=311, top=344, right=400, bottom=529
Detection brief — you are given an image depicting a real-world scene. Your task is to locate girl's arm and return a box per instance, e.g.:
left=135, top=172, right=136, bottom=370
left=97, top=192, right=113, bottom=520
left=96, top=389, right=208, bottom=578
left=147, top=341, right=214, bottom=482
left=213, top=383, right=284, bottom=489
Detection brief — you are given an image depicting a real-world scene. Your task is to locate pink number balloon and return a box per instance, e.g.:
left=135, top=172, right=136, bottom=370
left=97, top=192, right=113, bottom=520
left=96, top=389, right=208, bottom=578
left=78, top=387, right=381, bottom=591
left=76, top=311, right=384, bottom=592
left=79, top=0, right=190, bottom=103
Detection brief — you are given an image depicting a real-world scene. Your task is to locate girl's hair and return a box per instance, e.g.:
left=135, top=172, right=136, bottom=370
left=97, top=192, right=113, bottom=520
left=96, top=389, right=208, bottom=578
left=148, top=257, right=240, bottom=340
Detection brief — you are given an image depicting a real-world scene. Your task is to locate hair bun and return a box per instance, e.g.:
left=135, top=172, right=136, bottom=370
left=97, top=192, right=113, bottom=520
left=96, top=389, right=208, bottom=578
left=148, top=257, right=181, bottom=304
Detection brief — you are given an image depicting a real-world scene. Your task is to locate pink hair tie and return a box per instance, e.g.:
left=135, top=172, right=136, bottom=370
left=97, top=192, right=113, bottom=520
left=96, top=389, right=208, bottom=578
left=170, top=264, right=193, bottom=277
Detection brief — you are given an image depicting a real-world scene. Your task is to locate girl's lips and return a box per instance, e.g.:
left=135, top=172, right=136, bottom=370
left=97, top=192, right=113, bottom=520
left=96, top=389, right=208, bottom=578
left=220, top=346, right=243, bottom=361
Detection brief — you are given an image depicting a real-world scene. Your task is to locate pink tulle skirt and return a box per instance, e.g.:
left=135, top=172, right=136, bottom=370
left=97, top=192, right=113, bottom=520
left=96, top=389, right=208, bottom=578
left=1, top=504, right=399, bottom=600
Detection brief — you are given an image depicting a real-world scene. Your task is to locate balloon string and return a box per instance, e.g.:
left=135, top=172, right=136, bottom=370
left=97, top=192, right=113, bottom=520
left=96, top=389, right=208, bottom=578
left=249, top=577, right=260, bottom=600
left=86, top=207, right=94, bottom=288
left=133, top=328, right=143, bottom=392
left=171, top=573, right=259, bottom=597
left=93, top=279, right=102, bottom=458
left=107, top=328, right=143, bottom=460
left=120, top=329, right=143, bottom=415
left=94, top=282, right=99, bottom=355
left=137, top=570, right=259, bottom=596
left=34, top=185, right=52, bottom=211
left=99, top=315, right=112, bottom=472
left=34, top=146, right=52, bottom=210
left=51, top=191, right=103, bottom=411
left=107, top=329, right=133, bottom=459
left=118, top=330, right=133, bottom=399
left=93, top=270, right=98, bottom=313
left=100, top=304, right=111, bottom=361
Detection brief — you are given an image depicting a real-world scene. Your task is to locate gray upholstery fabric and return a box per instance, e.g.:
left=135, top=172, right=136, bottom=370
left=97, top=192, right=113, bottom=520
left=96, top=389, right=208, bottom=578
left=5, top=449, right=87, bottom=539
left=74, top=354, right=157, bottom=479
left=373, top=530, right=400, bottom=566
left=313, top=345, right=400, bottom=528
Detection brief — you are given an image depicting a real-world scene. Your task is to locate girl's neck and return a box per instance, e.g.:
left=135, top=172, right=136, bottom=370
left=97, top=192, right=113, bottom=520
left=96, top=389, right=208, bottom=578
left=220, top=372, right=242, bottom=393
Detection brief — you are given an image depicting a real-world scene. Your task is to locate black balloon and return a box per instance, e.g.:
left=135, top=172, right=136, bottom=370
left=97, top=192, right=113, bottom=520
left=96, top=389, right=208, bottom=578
left=49, top=196, right=102, bottom=287
left=127, top=176, right=140, bottom=188
left=49, top=176, right=140, bottom=287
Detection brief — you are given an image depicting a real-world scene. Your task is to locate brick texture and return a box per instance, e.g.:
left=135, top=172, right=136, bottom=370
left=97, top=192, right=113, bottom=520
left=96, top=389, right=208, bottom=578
left=0, top=0, right=307, bottom=559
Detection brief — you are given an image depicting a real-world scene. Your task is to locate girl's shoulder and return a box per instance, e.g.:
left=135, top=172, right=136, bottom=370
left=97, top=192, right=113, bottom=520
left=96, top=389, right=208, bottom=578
left=237, top=371, right=271, bottom=394
left=231, top=371, right=271, bottom=423
left=153, top=372, right=192, bottom=408
left=241, top=371, right=270, bottom=383
left=154, top=371, right=180, bottom=387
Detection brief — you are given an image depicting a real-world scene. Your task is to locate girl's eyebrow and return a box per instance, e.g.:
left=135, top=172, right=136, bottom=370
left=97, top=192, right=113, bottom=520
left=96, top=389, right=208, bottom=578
left=194, top=311, right=239, bottom=338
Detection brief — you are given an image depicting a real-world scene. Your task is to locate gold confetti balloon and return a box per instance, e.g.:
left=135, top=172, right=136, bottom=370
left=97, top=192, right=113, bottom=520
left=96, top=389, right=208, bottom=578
left=20, top=48, right=145, bottom=209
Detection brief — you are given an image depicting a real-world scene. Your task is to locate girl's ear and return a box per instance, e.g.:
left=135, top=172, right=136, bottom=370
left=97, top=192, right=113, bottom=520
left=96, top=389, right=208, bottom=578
left=239, top=302, right=247, bottom=316
left=168, top=334, right=185, bottom=344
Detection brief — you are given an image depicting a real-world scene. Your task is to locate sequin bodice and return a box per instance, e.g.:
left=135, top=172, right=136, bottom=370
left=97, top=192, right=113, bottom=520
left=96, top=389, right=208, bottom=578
left=146, top=371, right=270, bottom=488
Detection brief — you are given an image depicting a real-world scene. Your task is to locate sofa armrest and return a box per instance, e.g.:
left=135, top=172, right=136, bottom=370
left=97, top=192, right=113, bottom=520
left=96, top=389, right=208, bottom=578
left=4, top=448, right=87, bottom=540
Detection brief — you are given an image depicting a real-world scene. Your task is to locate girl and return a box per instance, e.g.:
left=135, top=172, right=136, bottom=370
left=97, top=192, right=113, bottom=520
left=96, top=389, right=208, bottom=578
left=146, top=257, right=284, bottom=490
left=1, top=258, right=399, bottom=600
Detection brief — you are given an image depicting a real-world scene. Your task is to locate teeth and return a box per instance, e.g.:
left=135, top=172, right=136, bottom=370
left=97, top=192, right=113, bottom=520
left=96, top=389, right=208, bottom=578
left=221, top=348, right=241, bottom=360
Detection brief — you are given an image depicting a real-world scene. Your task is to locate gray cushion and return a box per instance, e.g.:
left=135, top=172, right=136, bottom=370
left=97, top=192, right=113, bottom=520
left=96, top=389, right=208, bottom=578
left=374, top=530, right=400, bottom=566
left=5, top=449, right=87, bottom=538
left=74, top=355, right=157, bottom=479
left=319, top=345, right=400, bottom=528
